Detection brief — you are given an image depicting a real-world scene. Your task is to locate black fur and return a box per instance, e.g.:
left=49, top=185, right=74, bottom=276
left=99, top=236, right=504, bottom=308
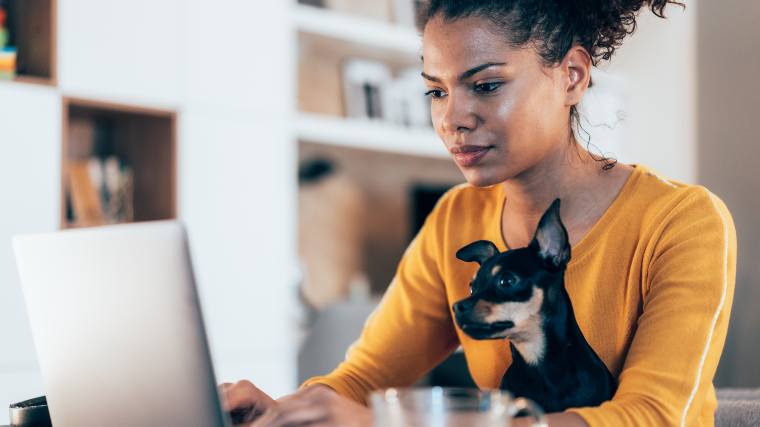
left=452, top=199, right=616, bottom=412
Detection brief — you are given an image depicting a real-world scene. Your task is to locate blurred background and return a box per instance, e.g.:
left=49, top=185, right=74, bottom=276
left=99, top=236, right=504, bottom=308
left=0, top=0, right=758, bottom=423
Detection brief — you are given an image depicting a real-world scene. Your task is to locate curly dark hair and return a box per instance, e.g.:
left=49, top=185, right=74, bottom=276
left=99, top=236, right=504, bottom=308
left=417, top=0, right=684, bottom=170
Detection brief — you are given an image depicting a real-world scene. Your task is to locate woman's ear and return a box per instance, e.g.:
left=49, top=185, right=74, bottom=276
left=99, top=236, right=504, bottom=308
left=562, top=46, right=592, bottom=107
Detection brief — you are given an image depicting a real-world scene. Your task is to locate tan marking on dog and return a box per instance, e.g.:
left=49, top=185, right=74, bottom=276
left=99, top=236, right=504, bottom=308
left=484, top=288, right=546, bottom=365
left=491, top=265, right=501, bottom=276
left=473, top=299, right=493, bottom=317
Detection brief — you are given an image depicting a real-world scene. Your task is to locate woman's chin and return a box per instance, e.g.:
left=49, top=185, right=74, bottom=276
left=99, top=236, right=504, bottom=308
left=459, top=167, right=505, bottom=188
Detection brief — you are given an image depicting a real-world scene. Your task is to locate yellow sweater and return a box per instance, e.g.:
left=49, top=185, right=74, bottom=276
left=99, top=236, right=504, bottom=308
left=303, top=164, right=736, bottom=427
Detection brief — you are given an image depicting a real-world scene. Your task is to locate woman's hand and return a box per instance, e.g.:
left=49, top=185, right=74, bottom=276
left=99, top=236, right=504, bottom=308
left=251, top=384, right=373, bottom=427
left=219, top=380, right=277, bottom=424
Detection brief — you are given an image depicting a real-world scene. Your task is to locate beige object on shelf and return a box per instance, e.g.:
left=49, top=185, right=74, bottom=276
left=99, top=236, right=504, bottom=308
left=325, top=0, right=391, bottom=21
left=299, top=168, right=367, bottom=310
left=298, top=48, right=344, bottom=116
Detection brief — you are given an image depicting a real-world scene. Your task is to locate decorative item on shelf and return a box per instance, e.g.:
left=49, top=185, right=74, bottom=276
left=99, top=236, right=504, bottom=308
left=342, top=58, right=393, bottom=121
left=0, top=0, right=16, bottom=80
left=298, top=157, right=368, bottom=310
left=384, top=67, right=432, bottom=128
left=101, top=156, right=135, bottom=224
left=0, top=46, right=15, bottom=79
left=324, top=0, right=391, bottom=21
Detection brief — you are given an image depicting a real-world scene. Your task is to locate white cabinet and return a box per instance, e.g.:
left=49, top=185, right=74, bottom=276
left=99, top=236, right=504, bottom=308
left=58, top=0, right=186, bottom=107
left=179, top=108, right=299, bottom=398
left=0, top=83, right=60, bottom=405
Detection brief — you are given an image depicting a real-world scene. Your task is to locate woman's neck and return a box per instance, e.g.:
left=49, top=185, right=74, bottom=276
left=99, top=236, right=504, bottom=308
left=500, top=143, right=630, bottom=248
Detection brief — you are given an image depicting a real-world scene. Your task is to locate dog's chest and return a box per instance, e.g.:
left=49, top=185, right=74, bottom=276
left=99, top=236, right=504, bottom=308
left=500, top=342, right=616, bottom=412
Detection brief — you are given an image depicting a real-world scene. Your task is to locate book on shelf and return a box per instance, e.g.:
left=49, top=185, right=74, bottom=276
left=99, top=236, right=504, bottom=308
left=67, top=156, right=134, bottom=228
left=68, top=160, right=105, bottom=227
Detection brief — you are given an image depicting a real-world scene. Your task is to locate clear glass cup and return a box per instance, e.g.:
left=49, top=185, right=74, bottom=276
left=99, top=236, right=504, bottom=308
left=370, top=387, right=547, bottom=427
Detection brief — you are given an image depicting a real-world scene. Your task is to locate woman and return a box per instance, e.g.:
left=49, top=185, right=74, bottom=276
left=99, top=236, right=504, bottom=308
left=223, top=1, right=736, bottom=425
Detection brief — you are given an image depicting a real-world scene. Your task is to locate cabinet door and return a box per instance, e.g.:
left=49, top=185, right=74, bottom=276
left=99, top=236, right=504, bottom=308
left=0, top=83, right=60, bottom=423
left=58, top=0, right=185, bottom=107
left=178, top=109, right=299, bottom=396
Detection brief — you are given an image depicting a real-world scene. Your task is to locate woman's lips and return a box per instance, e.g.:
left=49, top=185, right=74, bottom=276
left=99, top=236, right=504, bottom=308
left=451, top=145, right=491, bottom=167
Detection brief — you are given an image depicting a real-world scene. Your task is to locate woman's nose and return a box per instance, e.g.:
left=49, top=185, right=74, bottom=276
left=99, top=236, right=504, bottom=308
left=440, top=96, right=478, bottom=135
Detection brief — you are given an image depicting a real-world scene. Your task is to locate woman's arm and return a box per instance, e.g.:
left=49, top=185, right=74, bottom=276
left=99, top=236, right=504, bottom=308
left=567, top=188, right=737, bottom=426
left=300, top=191, right=460, bottom=403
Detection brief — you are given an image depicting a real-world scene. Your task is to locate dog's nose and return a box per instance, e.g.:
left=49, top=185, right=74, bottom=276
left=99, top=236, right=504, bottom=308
left=453, top=300, right=471, bottom=315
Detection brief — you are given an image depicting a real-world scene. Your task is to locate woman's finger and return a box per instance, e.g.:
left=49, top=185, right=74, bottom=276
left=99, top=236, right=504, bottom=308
left=222, top=380, right=274, bottom=412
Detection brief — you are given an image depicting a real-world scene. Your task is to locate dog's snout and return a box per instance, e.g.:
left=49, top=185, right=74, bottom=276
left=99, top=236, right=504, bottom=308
left=453, top=299, right=472, bottom=315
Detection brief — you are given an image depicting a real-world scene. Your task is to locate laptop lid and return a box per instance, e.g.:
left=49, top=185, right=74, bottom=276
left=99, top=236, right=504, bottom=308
left=13, top=221, right=228, bottom=427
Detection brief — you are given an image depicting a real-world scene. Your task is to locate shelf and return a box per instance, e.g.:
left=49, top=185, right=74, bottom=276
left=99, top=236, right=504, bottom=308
left=294, top=4, right=421, bottom=67
left=61, top=97, right=177, bottom=229
left=295, top=113, right=447, bottom=159
left=2, top=0, right=56, bottom=85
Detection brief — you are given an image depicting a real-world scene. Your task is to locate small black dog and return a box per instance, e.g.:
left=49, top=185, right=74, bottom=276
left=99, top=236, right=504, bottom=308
left=452, top=199, right=616, bottom=413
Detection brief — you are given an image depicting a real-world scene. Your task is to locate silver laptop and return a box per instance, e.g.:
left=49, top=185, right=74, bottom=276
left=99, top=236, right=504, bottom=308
left=13, top=221, right=229, bottom=427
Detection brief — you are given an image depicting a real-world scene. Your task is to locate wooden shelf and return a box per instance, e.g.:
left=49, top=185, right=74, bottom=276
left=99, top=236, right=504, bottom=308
left=294, top=4, right=421, bottom=67
left=2, top=0, right=56, bottom=85
left=61, top=97, right=177, bottom=229
left=295, top=113, right=447, bottom=159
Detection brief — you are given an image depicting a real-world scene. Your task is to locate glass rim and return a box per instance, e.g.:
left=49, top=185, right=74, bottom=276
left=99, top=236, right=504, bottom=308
left=369, top=386, right=516, bottom=403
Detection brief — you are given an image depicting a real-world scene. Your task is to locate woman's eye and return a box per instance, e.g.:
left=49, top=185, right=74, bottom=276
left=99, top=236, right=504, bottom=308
left=474, top=82, right=503, bottom=94
left=424, top=89, right=447, bottom=99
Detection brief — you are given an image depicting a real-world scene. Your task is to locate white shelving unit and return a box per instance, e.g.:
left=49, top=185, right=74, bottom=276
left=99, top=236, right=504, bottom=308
left=296, top=112, right=446, bottom=159
left=293, top=3, right=444, bottom=159
left=293, top=4, right=420, bottom=57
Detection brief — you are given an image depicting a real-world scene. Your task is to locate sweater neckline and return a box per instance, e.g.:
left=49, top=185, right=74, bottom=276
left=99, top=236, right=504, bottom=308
left=492, top=164, right=644, bottom=265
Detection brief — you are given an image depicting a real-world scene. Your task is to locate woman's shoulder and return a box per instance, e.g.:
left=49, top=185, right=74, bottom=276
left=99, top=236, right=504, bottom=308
left=628, top=164, right=734, bottom=238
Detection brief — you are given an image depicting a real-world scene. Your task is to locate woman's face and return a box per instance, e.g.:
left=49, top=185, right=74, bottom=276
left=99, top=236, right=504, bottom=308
left=422, top=16, right=573, bottom=187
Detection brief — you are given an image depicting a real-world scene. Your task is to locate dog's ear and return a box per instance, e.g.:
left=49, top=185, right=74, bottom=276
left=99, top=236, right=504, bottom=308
left=530, top=199, right=571, bottom=269
left=456, top=240, right=499, bottom=265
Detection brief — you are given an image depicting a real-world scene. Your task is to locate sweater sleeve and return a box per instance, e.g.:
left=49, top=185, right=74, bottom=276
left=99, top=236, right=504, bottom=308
left=300, top=191, right=460, bottom=404
left=568, top=188, right=736, bottom=426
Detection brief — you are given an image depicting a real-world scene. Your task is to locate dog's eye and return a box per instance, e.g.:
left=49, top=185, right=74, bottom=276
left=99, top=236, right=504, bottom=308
left=499, top=275, right=517, bottom=288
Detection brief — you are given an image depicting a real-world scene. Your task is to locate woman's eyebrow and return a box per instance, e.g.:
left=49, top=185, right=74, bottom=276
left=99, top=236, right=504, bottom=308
left=421, top=62, right=507, bottom=83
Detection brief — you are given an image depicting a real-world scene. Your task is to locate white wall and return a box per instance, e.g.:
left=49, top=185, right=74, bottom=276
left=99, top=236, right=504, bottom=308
left=697, top=0, right=760, bottom=387
left=587, top=3, right=697, bottom=183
